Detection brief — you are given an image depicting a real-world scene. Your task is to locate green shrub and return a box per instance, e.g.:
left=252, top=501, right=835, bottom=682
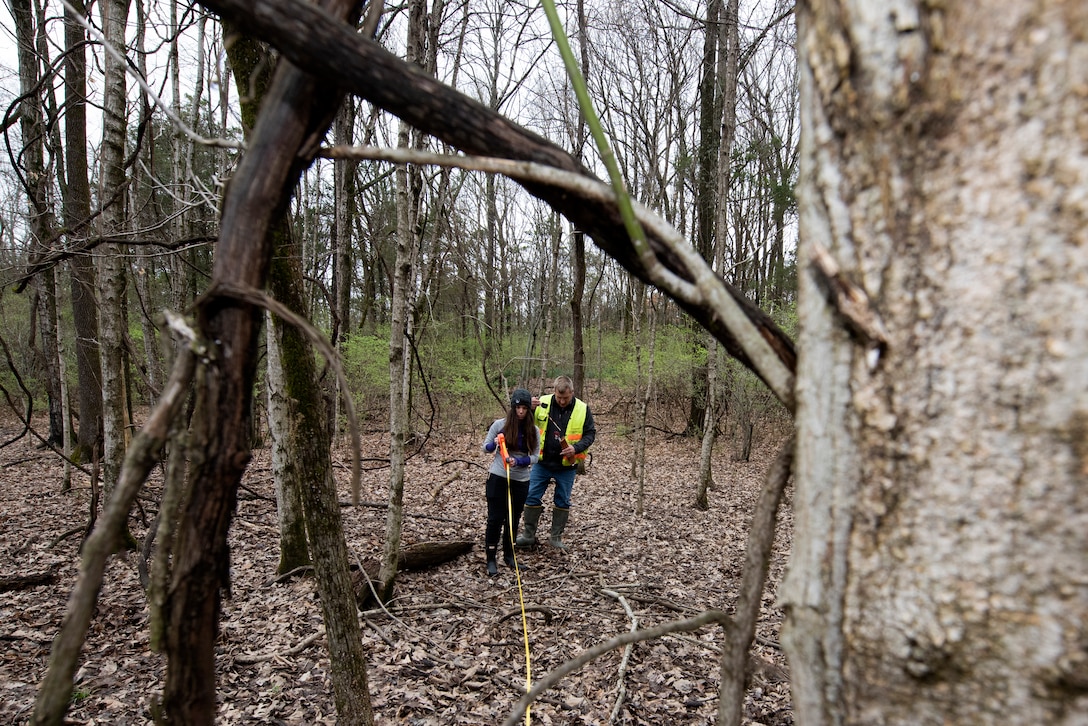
left=341, top=329, right=391, bottom=404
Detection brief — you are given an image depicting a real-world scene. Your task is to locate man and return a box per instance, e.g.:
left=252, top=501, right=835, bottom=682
left=516, top=375, right=596, bottom=550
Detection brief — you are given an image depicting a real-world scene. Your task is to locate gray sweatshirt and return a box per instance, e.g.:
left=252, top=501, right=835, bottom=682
left=482, top=418, right=539, bottom=481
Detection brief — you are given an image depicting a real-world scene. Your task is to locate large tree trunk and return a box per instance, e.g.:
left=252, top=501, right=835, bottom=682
left=161, top=0, right=363, bottom=720
left=223, top=26, right=310, bottom=579
left=381, top=127, right=414, bottom=601
left=265, top=310, right=311, bottom=574
left=63, top=0, right=102, bottom=463
left=97, top=0, right=131, bottom=498
left=267, top=226, right=374, bottom=723
left=695, top=0, right=740, bottom=513
left=783, top=1, right=1088, bottom=723
left=10, top=0, right=63, bottom=447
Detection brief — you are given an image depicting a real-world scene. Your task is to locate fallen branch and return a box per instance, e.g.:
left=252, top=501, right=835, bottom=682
left=233, top=628, right=325, bottom=665
left=496, top=606, right=554, bottom=626
left=429, top=465, right=468, bottom=501
left=47, top=527, right=83, bottom=550
left=601, top=588, right=638, bottom=724
left=501, top=609, right=731, bottom=726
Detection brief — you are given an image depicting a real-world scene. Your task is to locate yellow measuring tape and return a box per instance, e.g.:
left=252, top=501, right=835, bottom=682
left=498, top=435, right=533, bottom=725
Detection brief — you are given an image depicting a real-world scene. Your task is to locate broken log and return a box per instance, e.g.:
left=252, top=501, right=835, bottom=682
left=0, top=564, right=59, bottom=592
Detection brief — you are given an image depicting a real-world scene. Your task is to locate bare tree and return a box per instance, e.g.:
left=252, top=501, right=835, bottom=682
left=695, top=0, right=740, bottom=512
left=331, top=96, right=357, bottom=436
left=63, top=0, right=103, bottom=463
left=97, top=0, right=131, bottom=502
left=9, top=0, right=64, bottom=447
left=378, top=0, right=428, bottom=604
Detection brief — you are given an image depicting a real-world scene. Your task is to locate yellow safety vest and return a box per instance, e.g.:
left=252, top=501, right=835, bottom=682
left=535, top=394, right=588, bottom=467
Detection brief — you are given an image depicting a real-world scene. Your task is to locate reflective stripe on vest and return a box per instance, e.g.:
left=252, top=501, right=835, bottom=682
left=535, top=394, right=588, bottom=467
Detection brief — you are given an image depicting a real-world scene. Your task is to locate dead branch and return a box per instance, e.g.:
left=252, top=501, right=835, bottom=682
left=718, top=435, right=794, bottom=726
left=501, top=609, right=732, bottom=726
left=429, top=465, right=467, bottom=501
left=496, top=606, right=555, bottom=626
left=362, top=618, right=397, bottom=648
left=233, top=628, right=325, bottom=665
left=195, top=0, right=798, bottom=410
left=31, top=317, right=200, bottom=724
left=601, top=588, right=638, bottom=724
left=47, top=527, right=83, bottom=550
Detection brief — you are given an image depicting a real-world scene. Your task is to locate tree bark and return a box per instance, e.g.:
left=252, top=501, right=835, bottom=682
left=62, top=0, right=102, bottom=462
left=161, top=0, right=364, bottom=720
left=10, top=0, right=63, bottom=447
left=331, top=97, right=357, bottom=438
left=97, top=0, right=131, bottom=497
left=265, top=310, right=311, bottom=574
left=695, top=0, right=740, bottom=512
left=267, top=228, right=374, bottom=723
left=783, top=1, right=1088, bottom=723
left=569, top=0, right=589, bottom=395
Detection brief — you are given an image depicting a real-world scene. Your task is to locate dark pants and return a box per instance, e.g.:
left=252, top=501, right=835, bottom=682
left=485, top=473, right=529, bottom=553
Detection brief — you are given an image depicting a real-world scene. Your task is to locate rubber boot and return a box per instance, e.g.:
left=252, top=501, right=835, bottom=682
left=502, top=537, right=518, bottom=569
left=516, top=505, right=543, bottom=547
left=485, top=545, right=499, bottom=576
left=549, top=507, right=570, bottom=550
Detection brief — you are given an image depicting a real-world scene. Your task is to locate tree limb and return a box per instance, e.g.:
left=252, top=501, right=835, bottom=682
left=31, top=317, right=200, bottom=725
left=196, top=0, right=797, bottom=411
left=500, top=609, right=731, bottom=726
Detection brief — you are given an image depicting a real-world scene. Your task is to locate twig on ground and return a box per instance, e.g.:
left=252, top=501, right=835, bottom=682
left=363, top=618, right=397, bottom=648
left=496, top=606, right=554, bottom=626
left=430, top=465, right=467, bottom=501
left=233, top=628, right=325, bottom=665
left=501, top=609, right=732, bottom=726
left=601, top=588, right=638, bottom=724
left=238, top=482, right=275, bottom=501
left=47, top=527, right=83, bottom=550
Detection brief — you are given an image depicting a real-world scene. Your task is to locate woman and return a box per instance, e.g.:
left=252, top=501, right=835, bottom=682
left=481, top=388, right=539, bottom=575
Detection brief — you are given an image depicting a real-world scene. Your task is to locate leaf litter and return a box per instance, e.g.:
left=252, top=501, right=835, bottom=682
left=0, top=410, right=793, bottom=725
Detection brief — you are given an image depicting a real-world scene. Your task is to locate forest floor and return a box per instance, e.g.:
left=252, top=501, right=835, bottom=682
left=0, top=405, right=794, bottom=725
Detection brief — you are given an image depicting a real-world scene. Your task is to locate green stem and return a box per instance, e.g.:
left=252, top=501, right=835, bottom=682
left=540, top=0, right=650, bottom=260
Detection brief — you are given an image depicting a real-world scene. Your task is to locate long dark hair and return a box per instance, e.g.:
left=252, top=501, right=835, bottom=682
left=501, top=405, right=539, bottom=455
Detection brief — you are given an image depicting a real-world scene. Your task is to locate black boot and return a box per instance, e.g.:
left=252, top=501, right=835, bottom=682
left=502, top=538, right=519, bottom=569
left=485, top=545, right=499, bottom=576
